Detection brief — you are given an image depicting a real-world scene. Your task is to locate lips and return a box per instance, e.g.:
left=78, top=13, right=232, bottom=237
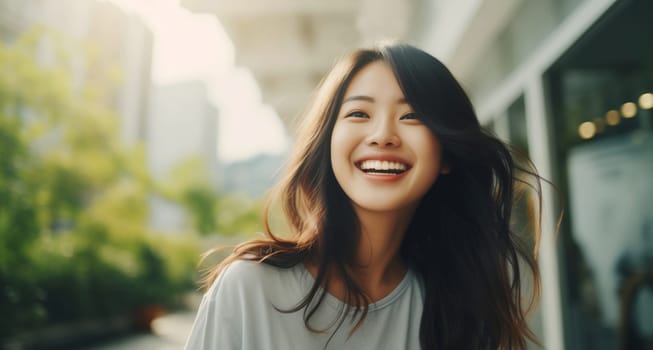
left=355, top=158, right=412, bottom=175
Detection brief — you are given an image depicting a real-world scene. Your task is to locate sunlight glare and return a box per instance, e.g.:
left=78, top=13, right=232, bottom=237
left=102, top=0, right=288, bottom=162
left=212, top=68, right=288, bottom=162
left=103, top=0, right=234, bottom=83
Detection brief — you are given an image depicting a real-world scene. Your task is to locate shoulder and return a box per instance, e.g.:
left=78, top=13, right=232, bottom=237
left=205, top=259, right=305, bottom=302
left=216, top=259, right=271, bottom=283
left=205, top=260, right=265, bottom=297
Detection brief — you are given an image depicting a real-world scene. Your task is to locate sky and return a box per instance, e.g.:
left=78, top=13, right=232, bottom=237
left=102, top=0, right=288, bottom=163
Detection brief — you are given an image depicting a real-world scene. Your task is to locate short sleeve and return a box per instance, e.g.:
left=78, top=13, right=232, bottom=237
left=184, top=264, right=242, bottom=350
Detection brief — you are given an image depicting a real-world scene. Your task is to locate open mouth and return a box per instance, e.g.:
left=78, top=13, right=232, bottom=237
left=356, top=160, right=411, bottom=175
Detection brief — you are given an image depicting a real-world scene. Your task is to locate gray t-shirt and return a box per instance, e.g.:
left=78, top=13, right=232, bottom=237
left=184, top=260, right=425, bottom=350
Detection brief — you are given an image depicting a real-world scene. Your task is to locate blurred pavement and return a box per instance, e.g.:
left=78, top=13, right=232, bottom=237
left=84, top=311, right=197, bottom=350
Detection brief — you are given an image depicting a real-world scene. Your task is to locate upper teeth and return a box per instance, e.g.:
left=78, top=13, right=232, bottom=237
left=359, top=160, right=408, bottom=171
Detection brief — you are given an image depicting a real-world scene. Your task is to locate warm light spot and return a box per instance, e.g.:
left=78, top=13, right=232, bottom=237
left=593, top=117, right=606, bottom=133
left=605, top=109, right=620, bottom=126
left=621, top=102, right=637, bottom=118
left=639, top=93, right=653, bottom=110
left=579, top=121, right=596, bottom=139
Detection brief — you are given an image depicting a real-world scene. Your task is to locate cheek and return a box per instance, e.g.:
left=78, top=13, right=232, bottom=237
left=330, top=125, right=355, bottom=163
left=417, top=132, right=445, bottom=176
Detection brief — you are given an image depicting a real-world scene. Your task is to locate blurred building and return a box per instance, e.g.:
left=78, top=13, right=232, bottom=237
left=147, top=80, right=219, bottom=232
left=88, top=1, right=154, bottom=144
left=0, top=0, right=153, bottom=144
left=222, top=153, right=285, bottom=198
left=182, top=0, right=653, bottom=349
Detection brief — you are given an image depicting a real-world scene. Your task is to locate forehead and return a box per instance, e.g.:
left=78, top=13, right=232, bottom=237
left=342, top=61, right=404, bottom=101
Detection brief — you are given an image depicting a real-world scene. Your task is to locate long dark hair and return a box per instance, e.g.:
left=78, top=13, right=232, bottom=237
left=203, top=43, right=544, bottom=349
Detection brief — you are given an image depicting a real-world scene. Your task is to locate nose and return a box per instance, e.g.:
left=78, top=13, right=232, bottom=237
left=366, top=119, right=400, bottom=148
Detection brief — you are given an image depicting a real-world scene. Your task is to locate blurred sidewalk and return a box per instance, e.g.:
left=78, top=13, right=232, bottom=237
left=83, top=311, right=197, bottom=350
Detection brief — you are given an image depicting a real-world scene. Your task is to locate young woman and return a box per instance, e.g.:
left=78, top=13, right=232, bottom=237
left=185, top=43, right=544, bottom=350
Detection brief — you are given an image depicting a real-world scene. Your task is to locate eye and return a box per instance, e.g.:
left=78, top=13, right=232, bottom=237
left=400, top=112, right=420, bottom=120
left=345, top=111, right=369, bottom=119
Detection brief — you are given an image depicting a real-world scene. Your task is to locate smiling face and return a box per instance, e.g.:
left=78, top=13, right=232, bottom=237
left=330, top=61, right=447, bottom=216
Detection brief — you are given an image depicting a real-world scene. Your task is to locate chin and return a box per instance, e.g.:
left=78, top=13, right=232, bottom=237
left=351, top=198, right=419, bottom=214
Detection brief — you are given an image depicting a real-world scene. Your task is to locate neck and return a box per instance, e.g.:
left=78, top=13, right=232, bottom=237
left=305, top=204, right=418, bottom=303
left=347, top=204, right=416, bottom=300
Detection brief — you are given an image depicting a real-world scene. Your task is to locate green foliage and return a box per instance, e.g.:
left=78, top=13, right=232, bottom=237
left=0, top=113, right=39, bottom=270
left=159, top=158, right=218, bottom=235
left=215, top=194, right=265, bottom=236
left=0, top=32, right=48, bottom=336
left=0, top=29, right=203, bottom=339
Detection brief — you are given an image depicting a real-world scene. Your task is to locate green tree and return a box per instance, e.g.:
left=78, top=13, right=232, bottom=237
left=0, top=29, right=71, bottom=335
left=0, top=29, right=200, bottom=339
left=158, top=158, right=218, bottom=235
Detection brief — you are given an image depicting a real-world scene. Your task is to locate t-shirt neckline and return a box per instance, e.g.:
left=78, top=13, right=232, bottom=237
left=297, top=262, right=414, bottom=312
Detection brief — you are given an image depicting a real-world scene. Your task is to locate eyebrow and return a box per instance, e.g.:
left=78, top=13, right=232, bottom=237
left=342, top=95, right=408, bottom=104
